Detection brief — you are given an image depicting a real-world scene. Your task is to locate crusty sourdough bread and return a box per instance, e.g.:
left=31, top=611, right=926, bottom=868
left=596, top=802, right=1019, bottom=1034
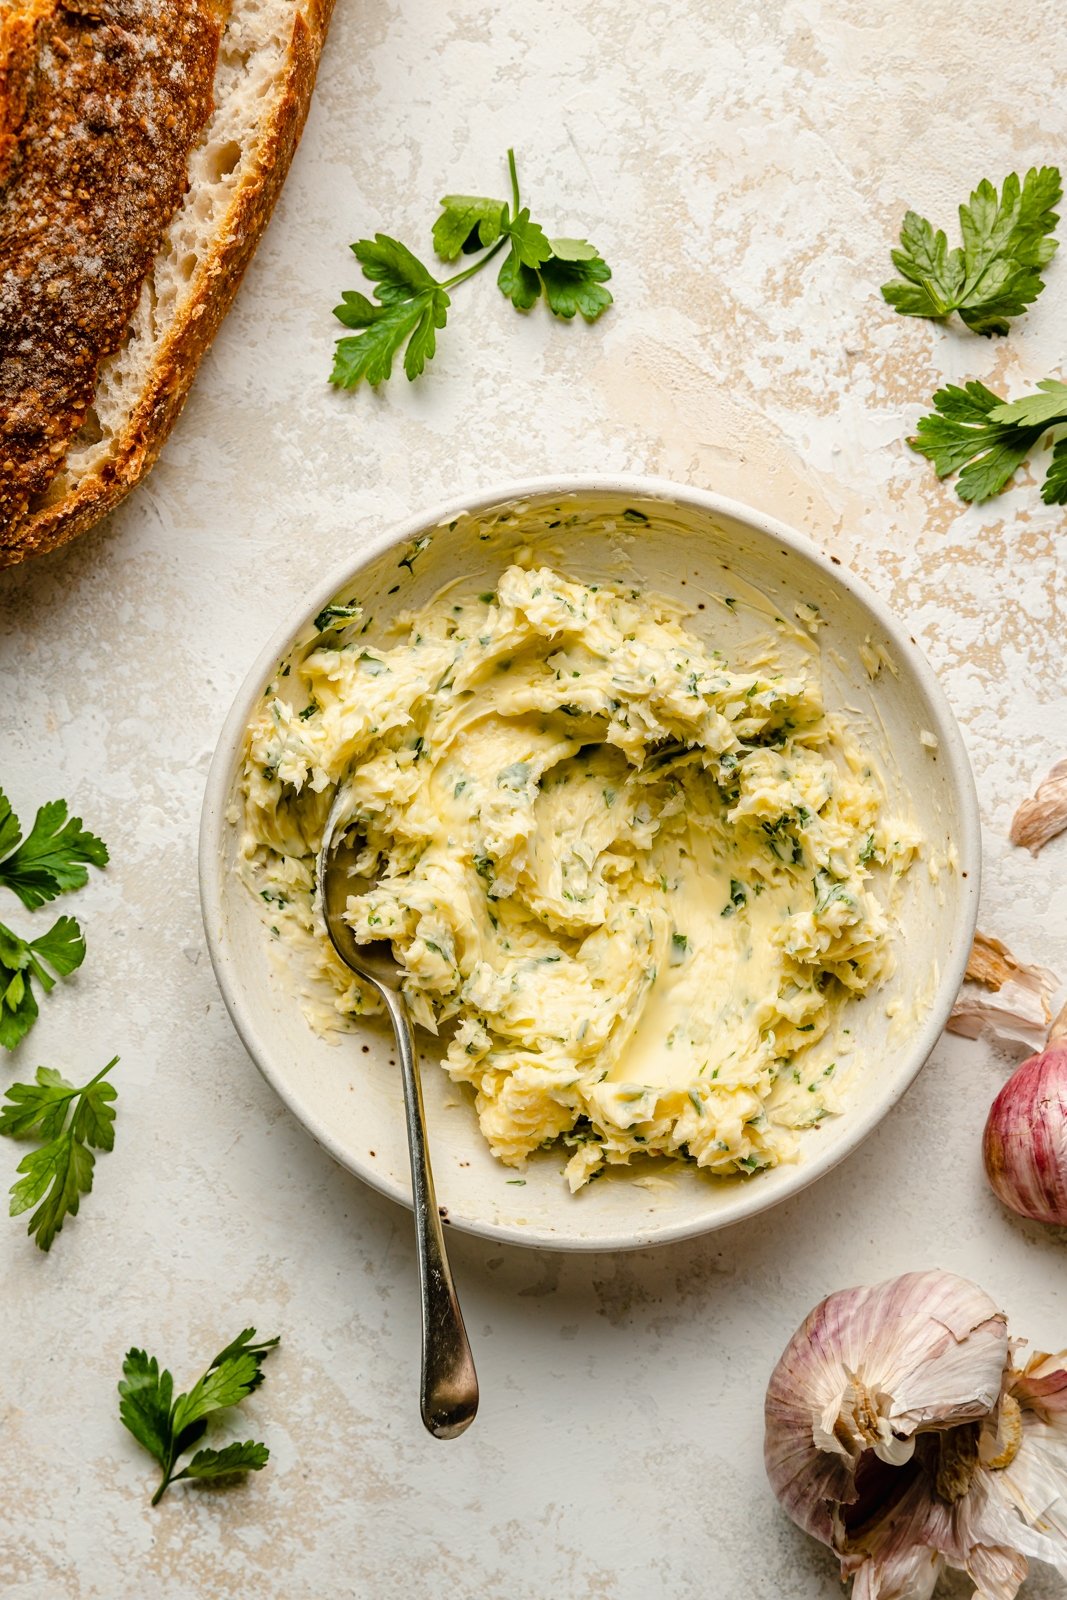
left=0, top=0, right=334, bottom=568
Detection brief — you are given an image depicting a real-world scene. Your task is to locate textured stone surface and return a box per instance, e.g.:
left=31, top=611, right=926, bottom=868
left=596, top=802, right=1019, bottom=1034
left=1, top=0, right=1065, bottom=1595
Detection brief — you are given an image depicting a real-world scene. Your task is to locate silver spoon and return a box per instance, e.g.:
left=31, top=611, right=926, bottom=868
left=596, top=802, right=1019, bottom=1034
left=316, top=788, right=479, bottom=1440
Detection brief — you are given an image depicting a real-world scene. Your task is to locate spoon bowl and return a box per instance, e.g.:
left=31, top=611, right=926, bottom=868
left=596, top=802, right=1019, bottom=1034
left=315, top=815, right=399, bottom=990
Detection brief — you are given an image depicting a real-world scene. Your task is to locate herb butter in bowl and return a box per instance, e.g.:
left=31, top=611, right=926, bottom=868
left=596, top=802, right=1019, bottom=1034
left=200, top=477, right=980, bottom=1250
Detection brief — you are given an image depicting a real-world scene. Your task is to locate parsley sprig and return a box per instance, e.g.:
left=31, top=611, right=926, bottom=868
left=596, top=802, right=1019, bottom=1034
left=0, top=786, right=106, bottom=1049
left=882, top=167, right=1061, bottom=335
left=909, top=377, right=1067, bottom=503
left=118, top=1328, right=279, bottom=1505
left=331, top=149, right=612, bottom=388
left=0, top=787, right=108, bottom=909
left=0, top=1056, right=117, bottom=1249
left=0, top=915, right=85, bottom=1050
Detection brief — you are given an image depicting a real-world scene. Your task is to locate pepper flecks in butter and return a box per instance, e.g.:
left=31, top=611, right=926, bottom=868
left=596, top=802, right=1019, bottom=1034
left=237, top=565, right=917, bottom=1191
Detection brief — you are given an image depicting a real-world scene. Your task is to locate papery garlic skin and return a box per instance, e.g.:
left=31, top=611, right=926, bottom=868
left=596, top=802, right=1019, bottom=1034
left=1010, top=758, right=1067, bottom=857
left=765, top=1271, right=1008, bottom=1548
left=997, top=1353, right=1067, bottom=1551
left=766, top=1270, right=1067, bottom=1599
left=983, top=1011, right=1067, bottom=1226
left=948, top=931, right=1059, bottom=1052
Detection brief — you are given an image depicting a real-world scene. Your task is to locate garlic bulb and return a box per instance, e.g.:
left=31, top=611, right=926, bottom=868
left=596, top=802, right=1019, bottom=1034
left=983, top=1003, right=1067, bottom=1225
left=765, top=1269, right=1067, bottom=1598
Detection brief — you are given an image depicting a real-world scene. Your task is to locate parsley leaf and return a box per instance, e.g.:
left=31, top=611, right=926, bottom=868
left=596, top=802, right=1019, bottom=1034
left=908, top=377, right=1067, bottom=503
left=331, top=150, right=611, bottom=388
left=882, top=167, right=1061, bottom=335
left=0, top=788, right=108, bottom=911
left=1044, top=438, right=1067, bottom=504
left=176, top=1441, right=271, bottom=1482
left=495, top=202, right=553, bottom=310
left=539, top=247, right=613, bottom=321
left=0, top=914, right=86, bottom=1050
left=988, top=376, right=1067, bottom=429
left=493, top=160, right=612, bottom=319
left=118, top=1351, right=173, bottom=1466
left=497, top=231, right=612, bottom=320
left=331, top=237, right=450, bottom=387
left=496, top=247, right=541, bottom=312
left=118, top=1327, right=279, bottom=1504
left=504, top=206, right=552, bottom=269
left=1, top=1057, right=117, bottom=1250
left=352, top=233, right=439, bottom=302
left=313, top=601, right=361, bottom=632
left=721, top=878, right=748, bottom=917
left=432, top=196, right=507, bottom=259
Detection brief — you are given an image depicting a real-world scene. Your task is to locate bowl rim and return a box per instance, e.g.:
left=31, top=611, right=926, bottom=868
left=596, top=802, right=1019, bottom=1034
left=199, top=473, right=982, bottom=1251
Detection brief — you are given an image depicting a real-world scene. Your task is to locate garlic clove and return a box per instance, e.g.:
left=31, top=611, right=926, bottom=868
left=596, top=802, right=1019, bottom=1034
left=947, top=980, right=1054, bottom=1052
left=982, top=1005, right=1067, bottom=1226
left=841, top=1467, right=1032, bottom=1600
left=975, top=1355, right=1067, bottom=1580
left=843, top=1461, right=1030, bottom=1600
left=1010, top=757, right=1067, bottom=856
left=948, top=931, right=1059, bottom=1051
left=840, top=1473, right=945, bottom=1600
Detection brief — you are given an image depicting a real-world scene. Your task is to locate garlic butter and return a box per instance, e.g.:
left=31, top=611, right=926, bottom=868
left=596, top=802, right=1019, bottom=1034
left=236, top=564, right=918, bottom=1190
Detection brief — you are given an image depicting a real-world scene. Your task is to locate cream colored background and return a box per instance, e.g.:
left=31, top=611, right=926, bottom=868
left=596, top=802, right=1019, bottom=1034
left=2, top=0, right=1066, bottom=1595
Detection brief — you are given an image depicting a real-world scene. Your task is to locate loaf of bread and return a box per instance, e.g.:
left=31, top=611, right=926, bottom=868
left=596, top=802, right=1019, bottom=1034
left=0, top=0, right=333, bottom=568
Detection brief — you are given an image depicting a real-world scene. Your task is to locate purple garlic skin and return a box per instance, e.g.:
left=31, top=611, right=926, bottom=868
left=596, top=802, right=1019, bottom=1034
left=983, top=1012, right=1067, bottom=1227
left=764, top=1270, right=1007, bottom=1546
left=764, top=1269, right=1067, bottom=1599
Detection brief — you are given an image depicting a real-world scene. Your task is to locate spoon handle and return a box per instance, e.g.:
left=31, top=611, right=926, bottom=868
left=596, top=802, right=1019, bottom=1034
left=380, top=986, right=479, bottom=1440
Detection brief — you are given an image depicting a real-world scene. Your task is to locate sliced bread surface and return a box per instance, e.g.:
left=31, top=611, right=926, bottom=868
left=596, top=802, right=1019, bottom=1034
left=0, top=0, right=334, bottom=568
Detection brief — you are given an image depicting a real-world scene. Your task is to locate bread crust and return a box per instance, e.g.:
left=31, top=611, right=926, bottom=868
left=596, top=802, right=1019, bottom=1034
left=0, top=2, right=223, bottom=538
left=0, top=0, right=335, bottom=569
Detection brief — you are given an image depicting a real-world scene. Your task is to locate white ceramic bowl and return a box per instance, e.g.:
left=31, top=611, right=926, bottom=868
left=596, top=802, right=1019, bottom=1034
left=200, top=476, right=980, bottom=1251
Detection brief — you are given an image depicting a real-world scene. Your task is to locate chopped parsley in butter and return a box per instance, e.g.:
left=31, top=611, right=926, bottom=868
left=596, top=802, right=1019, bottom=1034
left=237, top=565, right=918, bottom=1191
